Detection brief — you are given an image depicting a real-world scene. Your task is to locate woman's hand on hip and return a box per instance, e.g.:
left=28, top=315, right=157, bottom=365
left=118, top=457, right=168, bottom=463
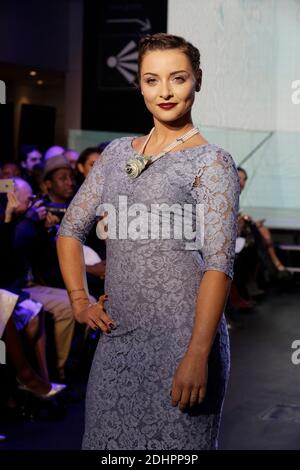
left=73, top=294, right=115, bottom=333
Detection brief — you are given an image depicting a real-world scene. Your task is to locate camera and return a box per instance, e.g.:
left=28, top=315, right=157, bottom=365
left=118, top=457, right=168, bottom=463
left=44, top=202, right=67, bottom=220
left=30, top=195, right=67, bottom=222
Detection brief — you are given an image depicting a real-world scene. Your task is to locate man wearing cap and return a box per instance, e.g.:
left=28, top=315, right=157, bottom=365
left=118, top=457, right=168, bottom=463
left=42, top=155, right=76, bottom=205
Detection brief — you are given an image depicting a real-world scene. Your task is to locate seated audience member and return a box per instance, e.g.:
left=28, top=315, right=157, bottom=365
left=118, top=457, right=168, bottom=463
left=0, top=288, right=65, bottom=397
left=0, top=162, right=21, bottom=179
left=1, top=170, right=103, bottom=375
left=238, top=167, right=287, bottom=273
left=43, top=155, right=75, bottom=206
left=0, top=179, right=76, bottom=380
left=228, top=168, right=290, bottom=312
left=30, top=162, right=48, bottom=196
left=75, top=147, right=101, bottom=186
left=19, top=144, right=42, bottom=192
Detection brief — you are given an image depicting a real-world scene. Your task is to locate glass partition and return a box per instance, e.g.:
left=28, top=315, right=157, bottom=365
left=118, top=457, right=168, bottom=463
left=69, top=126, right=300, bottom=224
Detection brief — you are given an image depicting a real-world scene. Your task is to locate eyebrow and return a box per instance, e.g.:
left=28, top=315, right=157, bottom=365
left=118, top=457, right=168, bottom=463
left=143, top=70, right=189, bottom=77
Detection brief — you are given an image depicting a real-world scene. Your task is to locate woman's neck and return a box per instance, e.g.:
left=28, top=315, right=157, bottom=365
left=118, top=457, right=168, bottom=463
left=151, top=118, right=194, bottom=147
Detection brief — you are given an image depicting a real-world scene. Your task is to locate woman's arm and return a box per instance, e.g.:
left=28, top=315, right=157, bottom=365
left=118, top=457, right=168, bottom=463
left=171, top=149, right=240, bottom=411
left=189, top=271, right=231, bottom=356
left=57, top=236, right=114, bottom=333
left=56, top=146, right=115, bottom=333
left=171, top=271, right=231, bottom=410
left=56, top=235, right=88, bottom=304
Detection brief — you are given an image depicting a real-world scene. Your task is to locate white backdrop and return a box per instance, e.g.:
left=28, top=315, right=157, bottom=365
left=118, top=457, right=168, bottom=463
left=168, top=0, right=300, bottom=211
left=168, top=0, right=300, bottom=132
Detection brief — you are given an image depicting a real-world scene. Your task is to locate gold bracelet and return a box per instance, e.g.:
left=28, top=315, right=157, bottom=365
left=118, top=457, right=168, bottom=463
left=68, top=288, right=86, bottom=296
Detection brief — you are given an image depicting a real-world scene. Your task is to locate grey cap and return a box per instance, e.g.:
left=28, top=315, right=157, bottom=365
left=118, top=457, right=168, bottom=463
left=43, top=155, right=71, bottom=180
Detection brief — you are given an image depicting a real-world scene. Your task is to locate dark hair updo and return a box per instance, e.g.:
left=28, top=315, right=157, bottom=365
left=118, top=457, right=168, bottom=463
left=138, top=33, right=201, bottom=80
left=237, top=167, right=248, bottom=180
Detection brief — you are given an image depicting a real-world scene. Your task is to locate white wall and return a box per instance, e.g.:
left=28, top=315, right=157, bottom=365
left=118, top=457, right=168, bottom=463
left=168, top=0, right=300, bottom=132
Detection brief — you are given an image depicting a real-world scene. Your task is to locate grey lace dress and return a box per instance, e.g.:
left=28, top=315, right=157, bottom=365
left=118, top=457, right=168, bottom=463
left=58, top=137, right=240, bottom=450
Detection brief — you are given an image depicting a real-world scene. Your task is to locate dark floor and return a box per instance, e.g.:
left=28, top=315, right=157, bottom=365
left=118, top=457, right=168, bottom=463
left=1, top=284, right=300, bottom=450
left=220, top=285, right=300, bottom=450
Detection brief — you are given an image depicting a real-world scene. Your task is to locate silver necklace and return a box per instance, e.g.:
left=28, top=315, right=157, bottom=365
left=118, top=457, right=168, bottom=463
left=125, top=126, right=199, bottom=179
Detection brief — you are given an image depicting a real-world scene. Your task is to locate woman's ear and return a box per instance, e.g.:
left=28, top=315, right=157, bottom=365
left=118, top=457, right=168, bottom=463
left=196, top=69, right=202, bottom=92
left=77, top=163, right=84, bottom=175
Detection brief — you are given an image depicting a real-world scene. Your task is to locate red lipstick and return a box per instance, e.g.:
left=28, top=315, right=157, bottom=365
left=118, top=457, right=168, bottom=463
left=158, top=103, right=177, bottom=110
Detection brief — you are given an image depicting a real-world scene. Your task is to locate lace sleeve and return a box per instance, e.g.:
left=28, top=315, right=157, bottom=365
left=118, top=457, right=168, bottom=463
left=191, top=149, right=240, bottom=279
left=58, top=154, right=105, bottom=244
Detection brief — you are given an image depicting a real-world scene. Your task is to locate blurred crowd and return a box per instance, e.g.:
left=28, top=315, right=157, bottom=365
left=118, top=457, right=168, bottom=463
left=0, top=142, right=109, bottom=428
left=226, top=167, right=292, bottom=325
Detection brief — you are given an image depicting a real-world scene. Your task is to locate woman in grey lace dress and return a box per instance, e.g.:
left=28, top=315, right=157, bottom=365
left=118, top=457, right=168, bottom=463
left=57, top=33, right=239, bottom=450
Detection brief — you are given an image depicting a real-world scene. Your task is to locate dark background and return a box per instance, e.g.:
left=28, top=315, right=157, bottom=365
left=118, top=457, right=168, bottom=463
left=82, top=0, right=168, bottom=133
left=0, top=0, right=168, bottom=161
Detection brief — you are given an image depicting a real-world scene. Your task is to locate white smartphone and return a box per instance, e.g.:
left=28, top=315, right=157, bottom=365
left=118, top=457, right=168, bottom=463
left=0, top=179, right=15, bottom=193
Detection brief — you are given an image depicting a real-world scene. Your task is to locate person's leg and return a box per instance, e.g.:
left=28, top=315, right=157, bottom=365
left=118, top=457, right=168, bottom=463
left=24, top=311, right=49, bottom=382
left=53, top=311, right=75, bottom=380
left=23, top=286, right=76, bottom=381
left=257, top=224, right=286, bottom=271
left=3, top=317, right=50, bottom=395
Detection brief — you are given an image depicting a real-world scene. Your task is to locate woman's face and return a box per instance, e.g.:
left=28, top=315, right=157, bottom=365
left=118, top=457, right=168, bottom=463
left=140, top=49, right=200, bottom=124
left=78, top=153, right=100, bottom=178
